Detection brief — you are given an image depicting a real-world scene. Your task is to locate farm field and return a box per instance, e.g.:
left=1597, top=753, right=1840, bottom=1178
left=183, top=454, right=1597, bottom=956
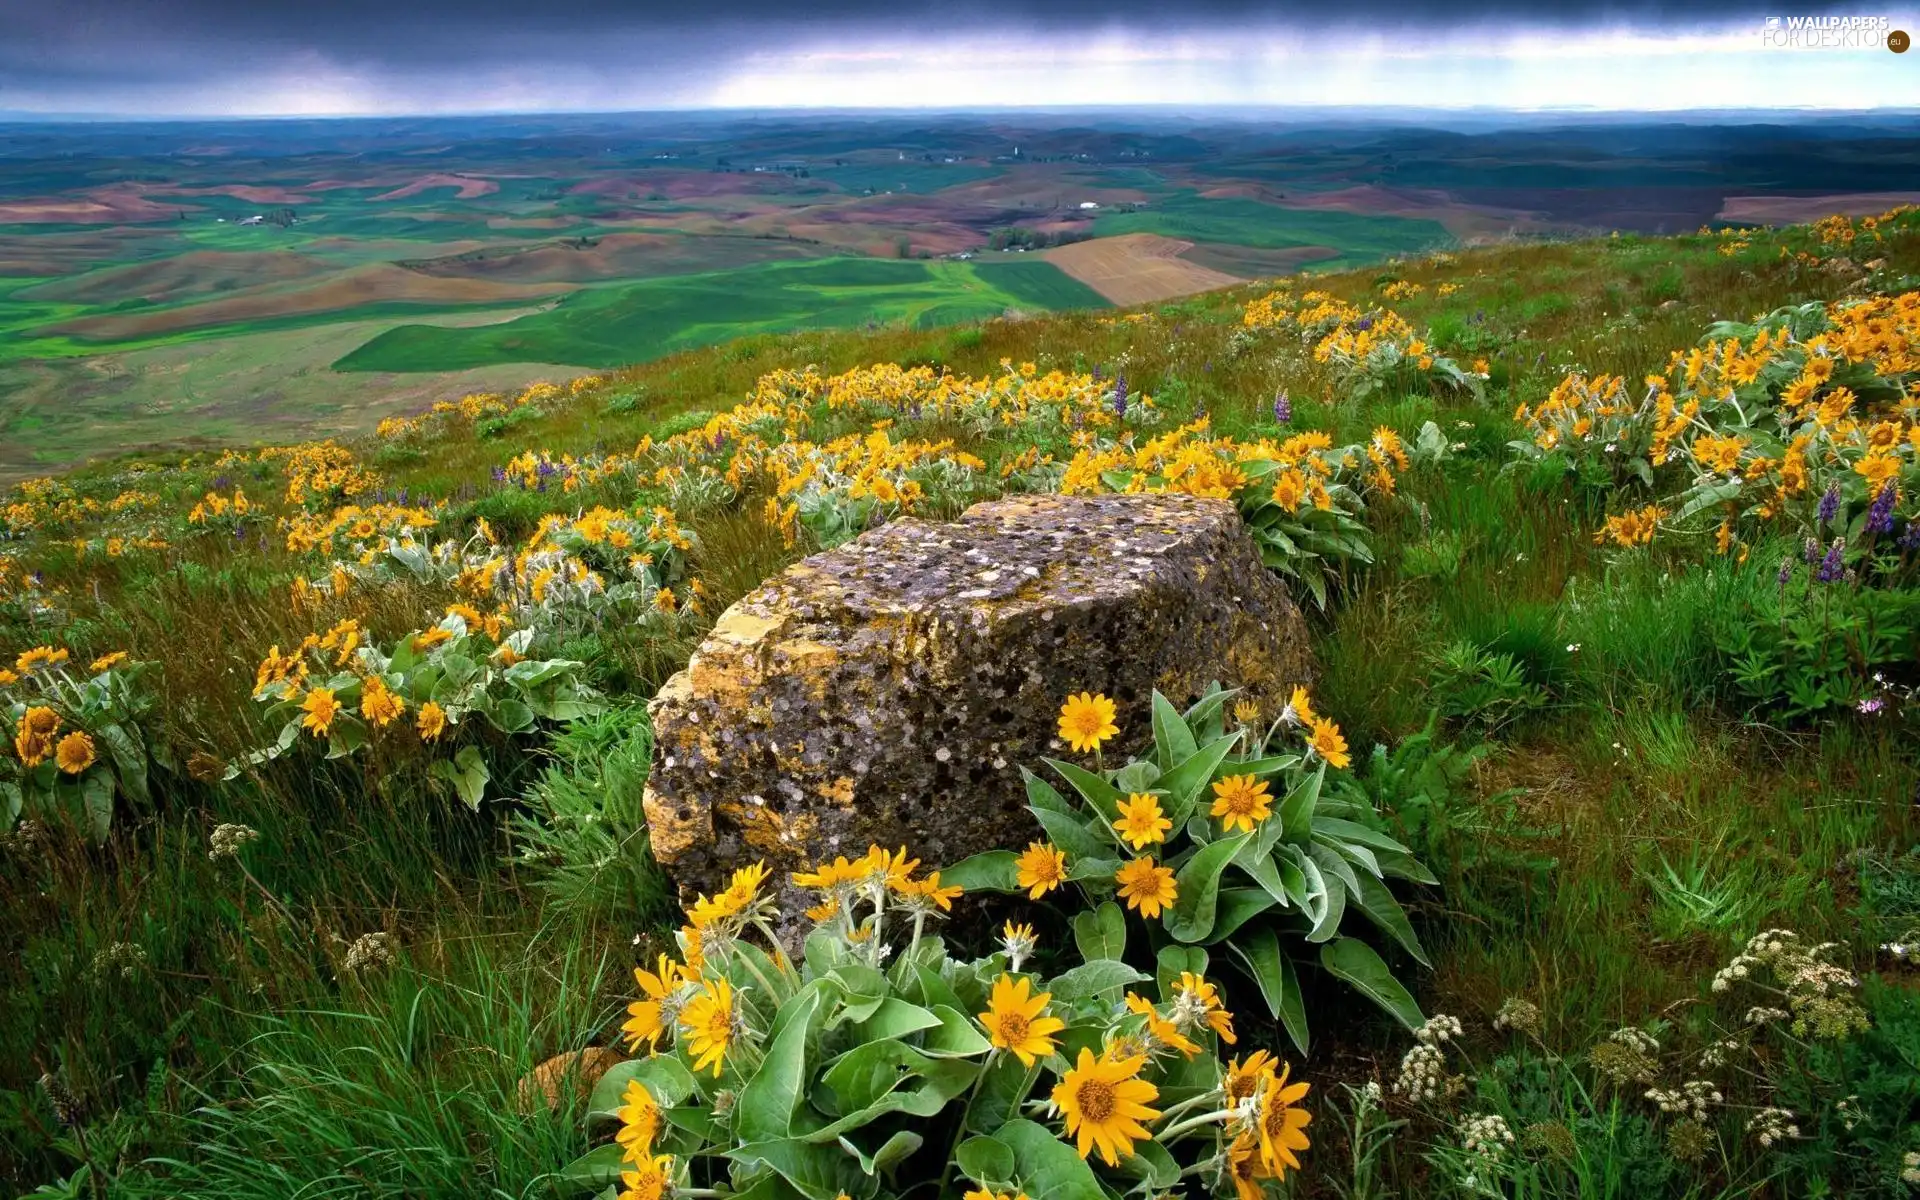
left=3, top=202, right=1917, bottom=1200
left=5, top=111, right=1920, bottom=476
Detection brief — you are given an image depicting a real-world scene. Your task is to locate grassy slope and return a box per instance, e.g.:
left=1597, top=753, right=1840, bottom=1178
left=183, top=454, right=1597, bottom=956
left=1091, top=194, right=1453, bottom=271
left=3, top=220, right=1918, bottom=1197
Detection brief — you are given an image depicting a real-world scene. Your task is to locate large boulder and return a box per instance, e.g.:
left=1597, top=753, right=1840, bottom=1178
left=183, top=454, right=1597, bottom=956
left=643, top=492, right=1314, bottom=898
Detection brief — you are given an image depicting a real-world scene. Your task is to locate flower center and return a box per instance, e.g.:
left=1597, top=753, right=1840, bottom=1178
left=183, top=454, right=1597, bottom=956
left=1264, top=1101, right=1292, bottom=1138
left=1076, top=1079, right=1116, bottom=1123
left=998, top=1013, right=1030, bottom=1043
left=706, top=1009, right=731, bottom=1041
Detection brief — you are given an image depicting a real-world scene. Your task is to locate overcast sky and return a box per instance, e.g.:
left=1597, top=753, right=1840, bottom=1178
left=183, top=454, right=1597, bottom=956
left=2, top=1, right=1916, bottom=115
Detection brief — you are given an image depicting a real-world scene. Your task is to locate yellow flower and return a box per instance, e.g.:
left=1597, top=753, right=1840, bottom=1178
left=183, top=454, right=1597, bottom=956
left=1113, top=793, right=1172, bottom=849
left=1284, top=685, right=1316, bottom=726
left=54, top=731, right=95, bottom=775
left=15, top=646, right=68, bottom=674
left=1209, top=774, right=1273, bottom=834
left=687, top=885, right=748, bottom=930
left=616, top=1151, right=674, bottom=1200
left=1177, top=972, right=1238, bottom=1044
left=892, top=871, right=964, bottom=911
left=89, top=652, right=128, bottom=674
left=725, top=861, right=769, bottom=908
left=1224, top=1049, right=1278, bottom=1108
left=360, top=676, right=405, bottom=728
left=791, top=853, right=873, bottom=891
left=0, top=669, right=17, bottom=686
left=416, top=700, right=448, bottom=741
left=1015, top=842, right=1069, bottom=899
left=623, top=954, right=682, bottom=1053
left=20, top=705, right=61, bottom=738
left=1057, top=691, right=1119, bottom=754
left=300, top=688, right=340, bottom=736
left=978, top=974, right=1067, bottom=1067
left=1125, top=993, right=1201, bottom=1058
left=1115, top=856, right=1178, bottom=919
left=1305, top=717, right=1350, bottom=770
left=805, top=895, right=840, bottom=924
left=678, top=976, right=735, bottom=1077
left=652, top=587, right=677, bottom=613
left=1256, top=1064, right=1313, bottom=1178
left=1051, top=1047, right=1162, bottom=1166
left=1227, top=1132, right=1268, bottom=1200
left=614, top=1079, right=661, bottom=1163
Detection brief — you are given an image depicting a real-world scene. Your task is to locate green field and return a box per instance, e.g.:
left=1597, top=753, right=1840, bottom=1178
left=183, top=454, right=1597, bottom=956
left=1092, top=194, right=1453, bottom=270
left=335, top=257, right=1109, bottom=372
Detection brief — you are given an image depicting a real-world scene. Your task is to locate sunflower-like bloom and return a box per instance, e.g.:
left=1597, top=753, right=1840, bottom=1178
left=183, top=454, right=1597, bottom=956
left=1227, top=1132, right=1267, bottom=1200
left=360, top=676, right=405, bottom=728
left=1256, top=1064, right=1313, bottom=1178
left=1224, top=1049, right=1278, bottom=1108
left=1209, top=774, right=1273, bottom=834
left=54, top=731, right=95, bottom=775
left=978, top=974, right=1066, bottom=1067
left=622, top=954, right=683, bottom=1053
left=21, top=705, right=60, bottom=738
left=89, top=651, right=129, bottom=674
left=678, top=976, right=735, bottom=1077
left=617, top=1151, right=674, bottom=1200
left=1305, top=717, right=1350, bottom=770
left=1015, top=842, right=1069, bottom=898
left=1175, top=971, right=1238, bottom=1044
left=416, top=700, right=448, bottom=741
left=15, top=646, right=69, bottom=675
left=1114, top=856, right=1178, bottom=919
left=1051, top=1047, right=1162, bottom=1166
left=1125, top=993, right=1201, bottom=1058
left=1114, top=793, right=1172, bottom=849
left=893, top=871, right=964, bottom=912
left=300, top=688, right=340, bottom=736
left=613, top=1079, right=661, bottom=1164
left=1057, top=691, right=1119, bottom=754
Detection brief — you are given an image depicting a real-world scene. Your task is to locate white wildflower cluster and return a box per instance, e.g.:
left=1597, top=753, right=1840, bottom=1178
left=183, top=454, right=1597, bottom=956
left=1393, top=1042, right=1450, bottom=1101
left=1462, top=1113, right=1516, bottom=1160
left=1714, top=929, right=1869, bottom=1040
left=1611, top=1027, right=1660, bottom=1054
left=1879, top=929, right=1918, bottom=966
left=208, top=822, right=260, bottom=861
left=1745, top=1006, right=1790, bottom=1027
left=1747, top=1106, right=1800, bottom=1149
left=1416, top=1013, right=1465, bottom=1046
left=1698, top=1036, right=1743, bottom=1069
left=1646, top=1080, right=1722, bottom=1121
left=89, top=941, right=148, bottom=981
left=1836, top=1094, right=1865, bottom=1132
left=1901, top=1149, right=1920, bottom=1185
left=342, top=931, right=396, bottom=974
left=1492, top=997, right=1542, bottom=1038
left=1590, top=1027, right=1661, bottom=1086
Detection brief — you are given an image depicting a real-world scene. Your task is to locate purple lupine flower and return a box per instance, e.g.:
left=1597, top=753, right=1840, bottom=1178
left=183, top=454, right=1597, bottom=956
left=1901, top=521, right=1920, bottom=551
left=1112, top=373, right=1128, bottom=418
left=212, top=475, right=231, bottom=491
left=1803, top=536, right=1822, bottom=563
left=1203, top=360, right=1212, bottom=373
left=1776, top=558, right=1793, bottom=587
left=1866, top=483, right=1896, bottom=534
left=1355, top=317, right=1374, bottom=332
left=1816, top=537, right=1846, bottom=583
left=1090, top=365, right=1103, bottom=384
left=397, top=489, right=409, bottom=506
left=1273, top=389, right=1292, bottom=424
left=1817, top=484, right=1840, bottom=527
left=490, top=466, right=507, bottom=483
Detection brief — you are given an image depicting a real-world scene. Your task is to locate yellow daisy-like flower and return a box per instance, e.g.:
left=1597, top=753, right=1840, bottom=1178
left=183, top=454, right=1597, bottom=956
left=1256, top=1064, right=1313, bottom=1178
left=1177, top=971, right=1238, bottom=1044
left=54, top=731, right=95, bottom=775
left=1125, top=992, right=1202, bottom=1058
left=804, top=895, right=840, bottom=924
left=791, top=853, right=874, bottom=891
left=622, top=954, right=682, bottom=1053
left=1285, top=685, right=1315, bottom=726
left=1224, top=1049, right=1278, bottom=1108
left=614, top=1079, right=661, bottom=1163
left=1114, top=856, right=1178, bottom=919
left=1306, top=717, right=1350, bottom=770
left=1051, top=1047, right=1162, bottom=1166
left=360, top=676, right=405, bottom=728
left=416, top=700, right=448, bottom=741
left=617, top=1151, right=674, bottom=1200
left=725, top=861, right=769, bottom=907
left=1057, top=691, right=1119, bottom=754
left=89, top=651, right=129, bottom=674
left=1015, top=841, right=1069, bottom=899
left=1227, top=1132, right=1268, bottom=1200
left=1209, top=774, right=1273, bottom=835
left=978, top=974, right=1067, bottom=1067
left=687, top=885, right=748, bottom=930
left=300, top=687, right=340, bottom=736
left=892, top=871, right=964, bottom=911
left=678, top=976, right=735, bottom=1077
left=20, top=705, right=61, bottom=738
left=0, top=669, right=17, bottom=686
left=15, top=646, right=69, bottom=675
left=1113, top=793, right=1172, bottom=849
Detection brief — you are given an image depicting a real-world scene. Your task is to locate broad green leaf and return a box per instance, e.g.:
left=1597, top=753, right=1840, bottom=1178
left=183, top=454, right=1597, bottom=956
left=96, top=723, right=147, bottom=806
left=1306, top=869, right=1347, bottom=944
left=1348, top=871, right=1430, bottom=968
left=78, top=773, right=113, bottom=841
left=483, top=695, right=536, bottom=733
left=589, top=1055, right=696, bottom=1122
left=965, top=1053, right=1037, bottom=1135
left=1, top=781, right=20, bottom=827
left=1183, top=687, right=1235, bottom=741
left=1166, top=833, right=1249, bottom=943
left=1229, top=929, right=1309, bottom=1055
left=1279, top=763, right=1324, bottom=843
left=808, top=1044, right=979, bottom=1142
left=1047, top=959, right=1149, bottom=1003
left=1377, top=850, right=1441, bottom=887
left=1155, top=735, right=1240, bottom=827
left=1031, top=806, right=1110, bottom=862
left=921, top=1005, right=995, bottom=1058
left=1072, top=901, right=1127, bottom=961
left=957, top=1135, right=1017, bottom=1189
left=1154, top=945, right=1209, bottom=999
left=1044, top=758, right=1125, bottom=823
left=556, top=1142, right=625, bottom=1189
left=1116, top=1135, right=1182, bottom=1190
left=941, top=850, right=1019, bottom=893
left=728, top=1137, right=875, bottom=1200
left=1320, top=937, right=1425, bottom=1030
left=996, top=1117, right=1107, bottom=1200
left=1151, top=691, right=1199, bottom=767
left=1206, top=888, right=1279, bottom=944
left=1021, top=767, right=1075, bottom=816
left=839, top=1130, right=922, bottom=1177
left=735, top=987, right=823, bottom=1142
left=430, top=744, right=489, bottom=810
left=1315, top=816, right=1413, bottom=856
left=854, top=997, right=941, bottom=1041
left=912, top=964, right=965, bottom=1012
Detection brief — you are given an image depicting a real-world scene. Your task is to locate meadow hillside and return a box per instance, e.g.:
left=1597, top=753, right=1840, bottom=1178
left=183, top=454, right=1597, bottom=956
left=2, top=208, right=1918, bottom=1199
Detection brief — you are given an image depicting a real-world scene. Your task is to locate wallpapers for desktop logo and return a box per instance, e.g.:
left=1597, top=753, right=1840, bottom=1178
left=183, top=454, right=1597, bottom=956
left=1760, top=13, right=1907, bottom=49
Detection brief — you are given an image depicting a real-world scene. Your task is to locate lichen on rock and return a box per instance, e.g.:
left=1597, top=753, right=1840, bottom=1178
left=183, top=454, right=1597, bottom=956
left=644, top=492, right=1314, bottom=899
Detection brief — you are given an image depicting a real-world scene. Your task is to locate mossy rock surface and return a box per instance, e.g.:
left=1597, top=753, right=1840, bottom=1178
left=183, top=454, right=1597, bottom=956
left=644, top=492, right=1314, bottom=898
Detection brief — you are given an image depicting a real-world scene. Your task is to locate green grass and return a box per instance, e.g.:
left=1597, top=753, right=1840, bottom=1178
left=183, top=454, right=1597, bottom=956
left=334, top=257, right=1107, bottom=373
left=1092, top=192, right=1454, bottom=269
